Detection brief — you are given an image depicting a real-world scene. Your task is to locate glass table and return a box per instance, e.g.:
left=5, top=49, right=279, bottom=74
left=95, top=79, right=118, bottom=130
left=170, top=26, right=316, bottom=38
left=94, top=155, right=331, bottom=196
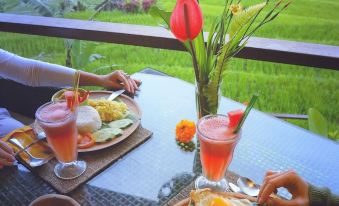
left=1, top=68, right=338, bottom=205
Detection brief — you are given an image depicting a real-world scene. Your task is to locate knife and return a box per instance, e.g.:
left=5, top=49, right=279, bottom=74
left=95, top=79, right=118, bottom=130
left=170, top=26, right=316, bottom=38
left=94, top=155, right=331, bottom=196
left=107, top=89, right=125, bottom=101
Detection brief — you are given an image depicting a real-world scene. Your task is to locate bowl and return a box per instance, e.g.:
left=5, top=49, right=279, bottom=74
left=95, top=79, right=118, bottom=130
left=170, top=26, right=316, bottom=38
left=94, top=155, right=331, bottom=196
left=29, top=194, right=80, bottom=206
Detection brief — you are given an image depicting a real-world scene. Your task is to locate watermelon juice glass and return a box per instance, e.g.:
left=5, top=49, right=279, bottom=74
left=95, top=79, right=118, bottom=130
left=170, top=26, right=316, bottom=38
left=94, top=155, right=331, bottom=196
left=195, top=114, right=241, bottom=192
left=36, top=100, right=86, bottom=179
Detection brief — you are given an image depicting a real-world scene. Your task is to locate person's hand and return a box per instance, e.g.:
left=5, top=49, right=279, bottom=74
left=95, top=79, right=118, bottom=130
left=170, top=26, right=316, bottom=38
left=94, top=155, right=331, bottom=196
left=257, top=170, right=309, bottom=206
left=99, top=70, right=141, bottom=94
left=0, top=140, right=15, bottom=169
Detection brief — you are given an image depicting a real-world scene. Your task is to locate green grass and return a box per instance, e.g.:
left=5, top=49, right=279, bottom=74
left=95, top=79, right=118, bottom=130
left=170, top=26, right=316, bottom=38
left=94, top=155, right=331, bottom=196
left=0, top=0, right=338, bottom=139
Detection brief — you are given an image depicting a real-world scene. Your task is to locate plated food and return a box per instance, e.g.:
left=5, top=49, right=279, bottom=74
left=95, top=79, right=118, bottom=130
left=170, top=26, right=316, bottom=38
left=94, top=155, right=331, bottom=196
left=51, top=89, right=141, bottom=152
left=175, top=189, right=256, bottom=206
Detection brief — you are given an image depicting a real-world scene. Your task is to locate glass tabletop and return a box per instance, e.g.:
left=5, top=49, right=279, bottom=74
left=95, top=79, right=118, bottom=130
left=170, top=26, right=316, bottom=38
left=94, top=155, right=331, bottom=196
left=0, top=69, right=338, bottom=206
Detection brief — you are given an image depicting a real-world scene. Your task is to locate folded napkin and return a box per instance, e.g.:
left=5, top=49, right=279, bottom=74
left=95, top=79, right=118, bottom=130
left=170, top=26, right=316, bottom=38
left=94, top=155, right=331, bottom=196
left=3, top=126, right=53, bottom=166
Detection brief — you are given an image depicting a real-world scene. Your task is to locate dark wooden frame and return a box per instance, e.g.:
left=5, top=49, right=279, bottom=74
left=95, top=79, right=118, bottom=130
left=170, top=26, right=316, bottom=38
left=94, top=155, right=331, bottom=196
left=1, top=13, right=339, bottom=120
left=1, top=13, right=339, bottom=70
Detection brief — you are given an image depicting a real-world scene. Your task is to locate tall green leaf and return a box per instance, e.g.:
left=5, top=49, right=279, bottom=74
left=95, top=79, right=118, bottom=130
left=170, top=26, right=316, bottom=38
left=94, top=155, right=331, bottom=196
left=149, top=6, right=171, bottom=29
left=229, top=2, right=266, bottom=39
left=308, top=108, right=328, bottom=137
left=205, top=2, right=267, bottom=103
left=193, top=33, right=208, bottom=82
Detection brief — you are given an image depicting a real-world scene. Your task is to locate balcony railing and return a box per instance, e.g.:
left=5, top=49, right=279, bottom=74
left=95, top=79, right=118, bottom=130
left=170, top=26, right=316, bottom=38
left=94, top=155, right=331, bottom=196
left=1, top=13, right=339, bottom=70
left=1, top=13, right=339, bottom=120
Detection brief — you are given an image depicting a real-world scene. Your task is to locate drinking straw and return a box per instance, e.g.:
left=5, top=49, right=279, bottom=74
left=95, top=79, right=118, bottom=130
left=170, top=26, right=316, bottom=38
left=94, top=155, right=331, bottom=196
left=71, top=70, right=80, bottom=112
left=233, top=94, right=259, bottom=134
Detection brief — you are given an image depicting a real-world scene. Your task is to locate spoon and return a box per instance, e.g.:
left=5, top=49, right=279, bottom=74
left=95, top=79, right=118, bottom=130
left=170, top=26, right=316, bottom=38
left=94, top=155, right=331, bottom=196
left=9, top=138, right=52, bottom=167
left=237, top=176, right=260, bottom=197
left=229, top=182, right=242, bottom=193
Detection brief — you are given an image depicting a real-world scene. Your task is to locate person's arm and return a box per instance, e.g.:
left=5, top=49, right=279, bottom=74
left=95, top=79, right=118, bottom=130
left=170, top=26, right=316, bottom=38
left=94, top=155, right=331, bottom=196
left=309, top=184, right=339, bottom=206
left=0, top=49, right=139, bottom=93
left=79, top=70, right=140, bottom=93
left=0, top=49, right=75, bottom=87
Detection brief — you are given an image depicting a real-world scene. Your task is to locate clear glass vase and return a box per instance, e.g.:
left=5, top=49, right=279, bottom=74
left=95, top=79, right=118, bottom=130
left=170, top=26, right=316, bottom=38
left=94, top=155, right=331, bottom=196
left=195, top=81, right=221, bottom=119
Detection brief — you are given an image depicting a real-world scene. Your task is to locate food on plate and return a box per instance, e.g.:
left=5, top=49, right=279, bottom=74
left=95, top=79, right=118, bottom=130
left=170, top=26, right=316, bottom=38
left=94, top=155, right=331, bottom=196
left=76, top=106, right=102, bottom=133
left=189, top=189, right=253, bottom=206
left=77, top=133, right=95, bottom=149
left=52, top=88, right=89, bottom=103
left=88, top=99, right=128, bottom=122
left=93, top=128, right=123, bottom=143
left=109, top=119, right=133, bottom=129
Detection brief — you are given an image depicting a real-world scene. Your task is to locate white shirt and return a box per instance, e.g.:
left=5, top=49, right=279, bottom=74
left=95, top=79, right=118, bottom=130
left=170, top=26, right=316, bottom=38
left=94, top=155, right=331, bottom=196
left=0, top=49, right=75, bottom=87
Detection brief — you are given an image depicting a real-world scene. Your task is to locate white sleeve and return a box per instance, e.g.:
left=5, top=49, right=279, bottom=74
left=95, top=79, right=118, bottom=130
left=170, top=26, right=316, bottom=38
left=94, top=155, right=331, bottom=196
left=0, top=49, right=76, bottom=87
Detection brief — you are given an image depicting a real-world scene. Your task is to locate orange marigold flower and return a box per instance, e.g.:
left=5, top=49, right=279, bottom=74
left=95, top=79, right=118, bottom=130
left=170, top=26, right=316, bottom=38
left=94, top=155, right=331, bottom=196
left=176, top=120, right=196, bottom=143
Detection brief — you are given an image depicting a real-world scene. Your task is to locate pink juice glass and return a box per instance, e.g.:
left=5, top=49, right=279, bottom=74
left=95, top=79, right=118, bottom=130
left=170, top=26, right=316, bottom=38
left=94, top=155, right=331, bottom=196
left=195, top=114, right=241, bottom=192
left=35, top=100, right=86, bottom=179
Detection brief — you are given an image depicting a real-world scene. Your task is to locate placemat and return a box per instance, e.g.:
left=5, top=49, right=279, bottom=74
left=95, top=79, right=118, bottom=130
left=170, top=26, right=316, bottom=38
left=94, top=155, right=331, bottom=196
left=165, top=171, right=240, bottom=206
left=28, top=126, right=152, bottom=194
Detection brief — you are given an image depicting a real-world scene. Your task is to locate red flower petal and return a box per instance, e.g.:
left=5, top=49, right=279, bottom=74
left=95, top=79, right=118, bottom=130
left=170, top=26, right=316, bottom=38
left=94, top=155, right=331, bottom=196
left=170, top=0, right=203, bottom=42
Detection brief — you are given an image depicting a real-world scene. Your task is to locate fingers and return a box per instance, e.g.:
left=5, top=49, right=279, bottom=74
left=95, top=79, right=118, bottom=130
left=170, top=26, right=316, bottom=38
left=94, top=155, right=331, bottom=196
left=134, top=79, right=142, bottom=87
left=0, top=140, right=14, bottom=155
left=0, top=158, right=14, bottom=166
left=127, top=77, right=135, bottom=94
left=129, top=78, right=138, bottom=92
left=103, top=70, right=139, bottom=93
left=265, top=170, right=279, bottom=177
left=258, top=170, right=295, bottom=204
left=116, top=70, right=132, bottom=93
left=0, top=148, right=15, bottom=163
left=0, top=141, right=15, bottom=168
left=118, top=71, right=139, bottom=94
left=258, top=171, right=281, bottom=200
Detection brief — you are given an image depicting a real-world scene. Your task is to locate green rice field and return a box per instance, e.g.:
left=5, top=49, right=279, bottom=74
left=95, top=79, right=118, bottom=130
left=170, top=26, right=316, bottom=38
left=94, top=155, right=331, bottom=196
left=0, top=0, right=338, bottom=139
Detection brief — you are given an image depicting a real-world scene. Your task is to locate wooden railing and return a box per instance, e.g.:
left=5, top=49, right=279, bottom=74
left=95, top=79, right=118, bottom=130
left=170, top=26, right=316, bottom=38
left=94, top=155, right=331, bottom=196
left=1, top=13, right=339, bottom=70
left=1, top=13, right=339, bottom=120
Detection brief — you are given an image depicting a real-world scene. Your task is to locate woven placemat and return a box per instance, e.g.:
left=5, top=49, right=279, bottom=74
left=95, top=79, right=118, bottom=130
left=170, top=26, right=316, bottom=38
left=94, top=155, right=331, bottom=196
left=166, top=171, right=240, bottom=206
left=29, top=126, right=152, bottom=194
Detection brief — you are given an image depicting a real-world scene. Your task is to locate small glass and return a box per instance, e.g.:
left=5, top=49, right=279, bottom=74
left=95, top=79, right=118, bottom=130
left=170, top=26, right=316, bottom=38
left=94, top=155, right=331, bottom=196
left=36, top=100, right=86, bottom=179
left=195, top=114, right=241, bottom=192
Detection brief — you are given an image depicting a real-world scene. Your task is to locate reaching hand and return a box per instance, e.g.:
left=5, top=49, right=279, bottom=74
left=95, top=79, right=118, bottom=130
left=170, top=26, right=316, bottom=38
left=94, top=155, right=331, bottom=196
left=257, top=170, right=309, bottom=206
left=0, top=140, right=15, bottom=169
left=99, top=70, right=141, bottom=94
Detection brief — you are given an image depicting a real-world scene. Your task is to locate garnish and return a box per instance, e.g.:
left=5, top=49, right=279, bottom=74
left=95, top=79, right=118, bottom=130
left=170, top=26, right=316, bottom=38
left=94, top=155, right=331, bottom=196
left=175, top=120, right=196, bottom=143
left=93, top=128, right=123, bottom=143
left=109, top=119, right=133, bottom=129
left=64, top=90, right=89, bottom=108
left=233, top=94, right=259, bottom=134
left=228, top=109, right=245, bottom=129
left=77, top=133, right=95, bottom=149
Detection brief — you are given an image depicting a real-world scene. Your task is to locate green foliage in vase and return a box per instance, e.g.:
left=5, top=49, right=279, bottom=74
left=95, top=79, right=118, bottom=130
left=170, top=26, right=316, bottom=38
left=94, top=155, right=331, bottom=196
left=150, top=0, right=291, bottom=116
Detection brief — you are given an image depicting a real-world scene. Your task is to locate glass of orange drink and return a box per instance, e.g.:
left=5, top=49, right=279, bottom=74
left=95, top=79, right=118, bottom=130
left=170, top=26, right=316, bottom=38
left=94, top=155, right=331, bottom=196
left=36, top=100, right=86, bottom=179
left=195, top=114, right=241, bottom=192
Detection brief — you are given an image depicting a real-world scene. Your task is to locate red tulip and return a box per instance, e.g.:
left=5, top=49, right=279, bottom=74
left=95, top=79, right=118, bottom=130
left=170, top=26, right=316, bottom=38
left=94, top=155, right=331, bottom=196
left=170, top=0, right=203, bottom=42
